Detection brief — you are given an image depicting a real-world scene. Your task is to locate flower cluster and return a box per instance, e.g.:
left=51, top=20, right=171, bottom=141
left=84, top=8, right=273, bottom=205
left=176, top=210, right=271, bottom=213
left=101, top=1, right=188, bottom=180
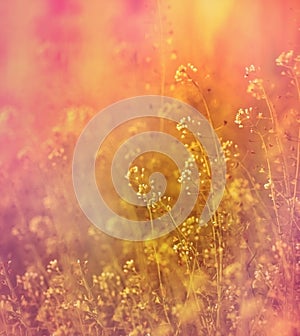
left=221, top=140, right=240, bottom=161
left=276, top=50, right=300, bottom=77
left=275, top=50, right=295, bottom=67
left=234, top=107, right=253, bottom=128
left=172, top=237, right=197, bottom=262
left=244, top=64, right=260, bottom=78
left=247, top=78, right=265, bottom=100
left=174, top=63, right=198, bottom=83
left=177, top=156, right=195, bottom=183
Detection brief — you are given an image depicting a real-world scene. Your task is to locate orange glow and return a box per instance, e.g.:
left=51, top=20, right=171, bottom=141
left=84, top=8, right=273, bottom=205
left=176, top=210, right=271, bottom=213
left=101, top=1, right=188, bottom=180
left=0, top=1, right=299, bottom=335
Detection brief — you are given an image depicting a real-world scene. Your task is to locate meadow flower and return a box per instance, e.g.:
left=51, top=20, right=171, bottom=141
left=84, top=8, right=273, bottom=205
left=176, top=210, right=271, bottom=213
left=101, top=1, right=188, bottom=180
left=247, top=78, right=265, bottom=100
left=275, top=50, right=294, bottom=66
left=234, top=107, right=252, bottom=127
left=3, top=51, right=299, bottom=336
left=174, top=63, right=198, bottom=83
left=244, top=64, right=260, bottom=78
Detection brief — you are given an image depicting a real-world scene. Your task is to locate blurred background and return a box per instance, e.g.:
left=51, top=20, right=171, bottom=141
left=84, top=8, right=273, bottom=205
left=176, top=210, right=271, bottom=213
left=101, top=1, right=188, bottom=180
left=0, top=0, right=299, bottom=140
left=0, top=1, right=299, bottom=335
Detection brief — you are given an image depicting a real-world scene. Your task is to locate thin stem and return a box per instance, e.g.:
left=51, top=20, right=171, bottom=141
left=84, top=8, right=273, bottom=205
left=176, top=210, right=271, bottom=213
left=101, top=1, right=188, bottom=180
left=262, top=87, right=290, bottom=197
left=290, top=127, right=300, bottom=227
left=294, top=74, right=300, bottom=101
left=190, top=78, right=214, bottom=127
left=77, top=261, right=105, bottom=329
left=254, top=130, right=282, bottom=235
left=147, top=204, right=171, bottom=326
left=211, top=216, right=222, bottom=332
left=76, top=308, right=86, bottom=336
left=0, top=258, right=32, bottom=335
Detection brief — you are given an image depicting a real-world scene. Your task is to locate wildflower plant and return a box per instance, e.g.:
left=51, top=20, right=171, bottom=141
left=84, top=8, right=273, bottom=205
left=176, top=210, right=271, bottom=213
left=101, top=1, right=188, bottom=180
left=1, top=51, right=299, bottom=336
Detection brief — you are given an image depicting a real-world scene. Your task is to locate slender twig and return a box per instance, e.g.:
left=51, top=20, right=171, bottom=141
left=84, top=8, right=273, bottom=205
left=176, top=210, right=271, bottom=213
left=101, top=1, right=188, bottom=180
left=147, top=204, right=171, bottom=326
